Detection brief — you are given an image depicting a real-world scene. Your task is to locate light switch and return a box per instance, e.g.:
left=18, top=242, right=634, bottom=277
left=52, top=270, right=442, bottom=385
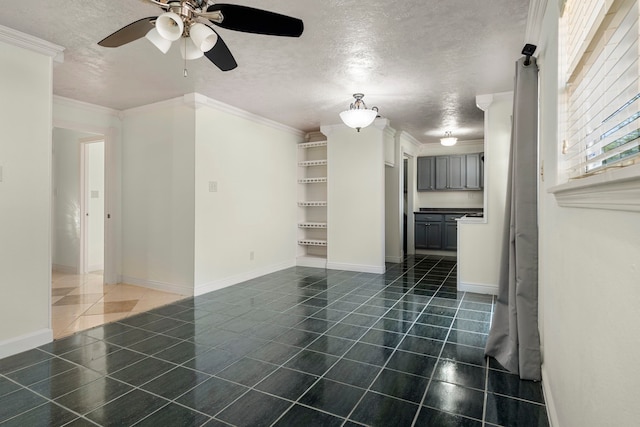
left=209, top=181, right=218, bottom=192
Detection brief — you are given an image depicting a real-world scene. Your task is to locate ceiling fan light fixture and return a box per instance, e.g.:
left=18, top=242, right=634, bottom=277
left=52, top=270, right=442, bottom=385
left=440, top=131, right=458, bottom=146
left=156, top=11, right=184, bottom=41
left=145, top=28, right=172, bottom=53
left=180, top=36, right=205, bottom=60
left=339, top=93, right=379, bottom=132
left=189, top=23, right=218, bottom=52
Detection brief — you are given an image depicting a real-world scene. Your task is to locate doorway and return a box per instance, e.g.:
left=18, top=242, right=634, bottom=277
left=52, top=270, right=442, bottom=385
left=80, top=138, right=105, bottom=274
left=402, top=153, right=415, bottom=256
left=52, top=129, right=106, bottom=275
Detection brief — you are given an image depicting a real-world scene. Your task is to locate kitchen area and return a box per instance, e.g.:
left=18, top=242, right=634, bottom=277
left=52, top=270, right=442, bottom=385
left=391, top=92, right=513, bottom=296
left=409, top=139, right=485, bottom=255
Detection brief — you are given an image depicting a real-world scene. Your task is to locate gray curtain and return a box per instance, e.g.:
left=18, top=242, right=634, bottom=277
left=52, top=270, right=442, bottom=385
left=485, top=56, right=541, bottom=381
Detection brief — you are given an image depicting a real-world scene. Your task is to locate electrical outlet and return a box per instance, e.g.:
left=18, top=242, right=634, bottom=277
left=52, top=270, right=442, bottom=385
left=209, top=181, right=218, bottom=192
left=250, top=251, right=255, bottom=261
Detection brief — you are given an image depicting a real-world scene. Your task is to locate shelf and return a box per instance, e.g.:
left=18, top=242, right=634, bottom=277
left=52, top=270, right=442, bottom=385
left=298, top=222, right=327, bottom=229
left=298, top=177, right=327, bottom=184
left=298, top=160, right=327, bottom=167
left=298, top=201, right=327, bottom=207
left=298, top=239, right=327, bottom=247
left=298, top=141, right=327, bottom=149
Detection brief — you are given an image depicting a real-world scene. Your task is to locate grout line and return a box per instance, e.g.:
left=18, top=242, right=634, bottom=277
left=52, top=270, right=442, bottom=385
left=9, top=256, right=506, bottom=427
left=410, top=263, right=476, bottom=426
left=336, top=257, right=450, bottom=427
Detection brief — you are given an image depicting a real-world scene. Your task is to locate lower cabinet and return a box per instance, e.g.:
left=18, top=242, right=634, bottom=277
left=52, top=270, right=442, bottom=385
left=443, top=221, right=458, bottom=250
left=415, top=213, right=459, bottom=251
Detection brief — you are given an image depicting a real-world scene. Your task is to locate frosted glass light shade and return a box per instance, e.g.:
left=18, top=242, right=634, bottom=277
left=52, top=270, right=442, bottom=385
left=339, top=109, right=377, bottom=130
left=146, top=28, right=172, bottom=54
left=440, top=136, right=458, bottom=146
left=156, top=12, right=184, bottom=41
left=190, top=23, right=218, bottom=52
left=180, top=37, right=204, bottom=60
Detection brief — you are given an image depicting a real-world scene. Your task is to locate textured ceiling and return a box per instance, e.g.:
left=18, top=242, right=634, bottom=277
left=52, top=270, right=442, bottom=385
left=0, top=0, right=530, bottom=143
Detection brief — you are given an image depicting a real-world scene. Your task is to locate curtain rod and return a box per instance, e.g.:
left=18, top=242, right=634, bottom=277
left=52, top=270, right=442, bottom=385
left=522, top=44, right=537, bottom=66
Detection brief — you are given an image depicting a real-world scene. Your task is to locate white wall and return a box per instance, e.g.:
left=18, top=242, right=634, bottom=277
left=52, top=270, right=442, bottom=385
left=385, top=131, right=421, bottom=262
left=385, top=163, right=401, bottom=262
left=457, top=93, right=512, bottom=293
left=193, top=101, right=299, bottom=294
left=415, top=141, right=485, bottom=209
left=0, top=40, right=54, bottom=356
left=52, top=128, right=97, bottom=272
left=537, top=3, right=640, bottom=426
left=52, top=129, right=81, bottom=271
left=323, top=119, right=387, bottom=274
left=52, top=96, right=122, bottom=284
left=121, top=101, right=196, bottom=295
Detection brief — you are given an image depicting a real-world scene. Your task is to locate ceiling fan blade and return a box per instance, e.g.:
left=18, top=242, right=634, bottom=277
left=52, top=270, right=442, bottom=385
left=98, top=17, right=156, bottom=47
left=204, top=32, right=238, bottom=71
left=206, top=4, right=303, bottom=37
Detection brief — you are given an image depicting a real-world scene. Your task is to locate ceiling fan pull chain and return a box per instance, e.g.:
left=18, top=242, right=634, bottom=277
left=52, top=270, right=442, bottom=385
left=184, top=38, right=188, bottom=77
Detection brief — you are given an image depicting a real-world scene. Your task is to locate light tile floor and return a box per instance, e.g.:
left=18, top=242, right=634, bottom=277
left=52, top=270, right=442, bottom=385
left=52, top=270, right=187, bottom=339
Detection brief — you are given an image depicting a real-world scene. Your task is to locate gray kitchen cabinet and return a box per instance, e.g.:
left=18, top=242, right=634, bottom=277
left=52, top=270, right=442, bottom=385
left=416, top=213, right=462, bottom=251
left=443, top=221, right=458, bottom=250
left=447, top=155, right=466, bottom=189
left=415, top=213, right=444, bottom=249
left=465, top=153, right=482, bottom=189
left=417, top=153, right=484, bottom=191
left=435, top=157, right=448, bottom=190
left=417, top=157, right=435, bottom=191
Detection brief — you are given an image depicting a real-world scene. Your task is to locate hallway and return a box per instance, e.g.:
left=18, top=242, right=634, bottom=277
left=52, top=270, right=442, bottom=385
left=52, top=270, right=187, bottom=339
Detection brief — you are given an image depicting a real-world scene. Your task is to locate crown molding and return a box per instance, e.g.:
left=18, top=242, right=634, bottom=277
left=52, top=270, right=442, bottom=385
left=372, top=117, right=391, bottom=130
left=525, top=0, right=549, bottom=47
left=53, top=95, right=120, bottom=118
left=189, top=93, right=305, bottom=138
left=476, top=94, right=494, bottom=112
left=398, top=131, right=422, bottom=148
left=0, top=24, right=64, bottom=63
left=476, top=91, right=513, bottom=112
left=121, top=96, right=185, bottom=118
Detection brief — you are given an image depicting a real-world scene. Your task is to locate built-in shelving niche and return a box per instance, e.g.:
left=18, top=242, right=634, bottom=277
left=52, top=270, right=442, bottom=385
left=297, top=132, right=328, bottom=268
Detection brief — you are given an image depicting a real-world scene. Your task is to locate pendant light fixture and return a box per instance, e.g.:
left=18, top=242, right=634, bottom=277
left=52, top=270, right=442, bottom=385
left=440, top=131, right=458, bottom=147
left=339, top=93, right=379, bottom=132
left=145, top=11, right=217, bottom=61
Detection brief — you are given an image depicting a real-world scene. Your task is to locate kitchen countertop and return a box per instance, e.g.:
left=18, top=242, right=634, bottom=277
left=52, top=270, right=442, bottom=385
left=414, top=208, right=483, bottom=215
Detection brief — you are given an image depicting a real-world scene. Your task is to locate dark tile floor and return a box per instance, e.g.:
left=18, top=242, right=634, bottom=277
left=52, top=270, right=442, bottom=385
left=0, top=256, right=550, bottom=426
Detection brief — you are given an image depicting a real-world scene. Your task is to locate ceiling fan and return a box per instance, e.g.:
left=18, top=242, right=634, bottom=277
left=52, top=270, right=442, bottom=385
left=98, top=0, right=304, bottom=72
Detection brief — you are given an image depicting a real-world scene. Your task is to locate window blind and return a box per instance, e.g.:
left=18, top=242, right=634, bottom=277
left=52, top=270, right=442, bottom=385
left=563, top=0, right=640, bottom=178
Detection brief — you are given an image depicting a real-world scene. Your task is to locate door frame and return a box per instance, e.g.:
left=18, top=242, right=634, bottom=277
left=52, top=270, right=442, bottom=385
left=52, top=119, right=118, bottom=285
left=79, top=136, right=105, bottom=274
left=401, top=151, right=415, bottom=255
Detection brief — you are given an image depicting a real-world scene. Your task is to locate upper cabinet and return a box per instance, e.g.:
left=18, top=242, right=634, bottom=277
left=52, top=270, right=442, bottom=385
left=417, top=153, right=483, bottom=191
left=465, top=153, right=482, bottom=189
left=417, top=157, right=436, bottom=191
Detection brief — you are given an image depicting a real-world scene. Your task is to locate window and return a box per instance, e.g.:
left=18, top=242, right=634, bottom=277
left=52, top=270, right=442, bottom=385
left=561, top=0, right=640, bottom=178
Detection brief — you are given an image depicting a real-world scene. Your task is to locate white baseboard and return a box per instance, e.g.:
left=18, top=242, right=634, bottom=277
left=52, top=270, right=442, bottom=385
left=326, top=262, right=386, bottom=274
left=88, top=264, right=104, bottom=273
left=296, top=256, right=327, bottom=269
left=52, top=264, right=77, bottom=274
left=120, top=276, right=194, bottom=296
left=195, top=259, right=296, bottom=296
left=385, top=256, right=403, bottom=263
left=458, top=281, right=499, bottom=295
left=0, top=328, right=53, bottom=359
left=541, top=365, right=559, bottom=427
